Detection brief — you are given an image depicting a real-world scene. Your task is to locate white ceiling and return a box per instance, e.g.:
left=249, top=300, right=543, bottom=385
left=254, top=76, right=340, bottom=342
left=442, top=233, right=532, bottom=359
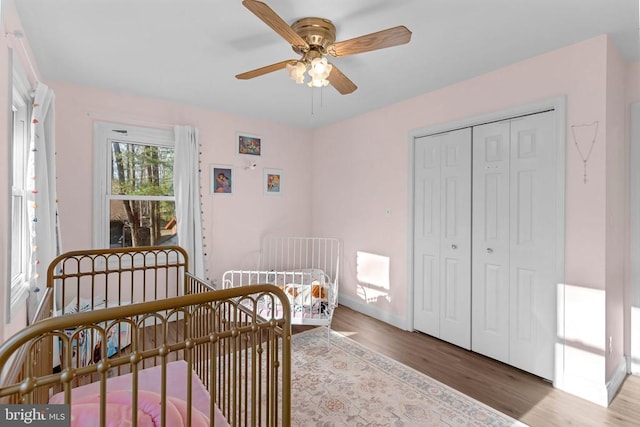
left=13, top=0, right=640, bottom=129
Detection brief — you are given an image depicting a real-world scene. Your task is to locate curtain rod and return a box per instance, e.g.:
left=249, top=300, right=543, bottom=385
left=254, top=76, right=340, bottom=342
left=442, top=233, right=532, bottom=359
left=86, top=111, right=176, bottom=130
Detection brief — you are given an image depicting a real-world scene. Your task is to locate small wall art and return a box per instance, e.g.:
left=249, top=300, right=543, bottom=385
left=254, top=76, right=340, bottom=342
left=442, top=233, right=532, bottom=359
left=237, top=133, right=262, bottom=156
left=264, top=168, right=283, bottom=196
left=211, top=164, right=233, bottom=195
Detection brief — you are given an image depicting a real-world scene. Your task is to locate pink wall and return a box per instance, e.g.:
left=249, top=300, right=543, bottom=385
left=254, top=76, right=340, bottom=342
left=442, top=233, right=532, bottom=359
left=312, top=35, right=610, bottom=321
left=50, top=81, right=314, bottom=284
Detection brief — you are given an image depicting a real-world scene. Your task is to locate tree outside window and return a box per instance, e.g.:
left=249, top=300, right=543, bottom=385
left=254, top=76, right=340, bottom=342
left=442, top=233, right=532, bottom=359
left=108, top=140, right=176, bottom=248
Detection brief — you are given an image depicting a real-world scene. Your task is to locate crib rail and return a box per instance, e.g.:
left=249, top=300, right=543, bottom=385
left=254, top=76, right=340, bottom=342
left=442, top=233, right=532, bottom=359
left=260, top=236, right=341, bottom=286
left=0, top=288, right=54, bottom=404
left=0, top=282, right=292, bottom=426
left=41, top=246, right=193, bottom=376
left=47, top=245, right=189, bottom=315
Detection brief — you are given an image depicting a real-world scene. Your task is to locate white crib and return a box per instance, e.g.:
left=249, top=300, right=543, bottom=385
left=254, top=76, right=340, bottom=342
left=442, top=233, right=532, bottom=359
left=222, top=237, right=340, bottom=329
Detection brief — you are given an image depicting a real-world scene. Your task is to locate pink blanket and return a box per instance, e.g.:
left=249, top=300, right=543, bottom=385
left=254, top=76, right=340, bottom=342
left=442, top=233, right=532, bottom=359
left=50, top=361, right=229, bottom=426
left=69, top=390, right=209, bottom=427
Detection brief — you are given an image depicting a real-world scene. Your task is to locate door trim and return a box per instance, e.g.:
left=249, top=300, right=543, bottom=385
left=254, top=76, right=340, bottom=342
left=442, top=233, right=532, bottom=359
left=406, top=96, right=567, bottom=380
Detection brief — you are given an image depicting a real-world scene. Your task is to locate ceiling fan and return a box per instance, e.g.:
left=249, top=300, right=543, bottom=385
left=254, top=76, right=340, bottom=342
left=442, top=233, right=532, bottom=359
left=235, top=0, right=412, bottom=94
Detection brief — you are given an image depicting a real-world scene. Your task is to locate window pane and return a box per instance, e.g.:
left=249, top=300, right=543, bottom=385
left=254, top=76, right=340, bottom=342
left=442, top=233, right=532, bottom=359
left=109, top=199, right=177, bottom=248
left=11, top=109, right=26, bottom=186
left=111, top=141, right=174, bottom=196
left=10, top=195, right=24, bottom=281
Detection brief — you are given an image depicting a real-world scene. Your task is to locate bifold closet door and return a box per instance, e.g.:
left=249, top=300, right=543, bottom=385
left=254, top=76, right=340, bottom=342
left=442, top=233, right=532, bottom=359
left=507, top=112, right=556, bottom=380
left=472, top=111, right=556, bottom=380
left=471, top=120, right=511, bottom=365
left=413, top=128, right=471, bottom=349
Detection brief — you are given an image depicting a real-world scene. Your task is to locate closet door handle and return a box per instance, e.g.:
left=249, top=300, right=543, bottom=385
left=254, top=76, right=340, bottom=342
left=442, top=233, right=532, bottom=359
left=486, top=248, right=493, bottom=253
left=451, top=244, right=457, bottom=250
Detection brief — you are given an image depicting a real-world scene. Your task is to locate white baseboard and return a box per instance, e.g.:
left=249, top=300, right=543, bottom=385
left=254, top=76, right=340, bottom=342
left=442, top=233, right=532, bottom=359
left=607, top=358, right=628, bottom=405
left=557, top=375, right=609, bottom=407
left=628, top=354, right=640, bottom=375
left=632, top=308, right=640, bottom=375
left=338, top=294, right=408, bottom=331
left=557, top=356, right=627, bottom=407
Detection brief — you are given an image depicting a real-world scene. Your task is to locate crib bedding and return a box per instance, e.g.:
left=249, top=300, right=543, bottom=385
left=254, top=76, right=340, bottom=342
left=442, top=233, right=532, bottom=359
left=49, top=359, right=228, bottom=426
left=275, top=282, right=331, bottom=315
left=62, top=390, right=210, bottom=427
left=258, top=299, right=330, bottom=321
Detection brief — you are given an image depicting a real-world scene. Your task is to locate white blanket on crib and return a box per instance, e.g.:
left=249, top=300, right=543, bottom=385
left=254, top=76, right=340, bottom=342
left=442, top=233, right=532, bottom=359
left=280, top=282, right=329, bottom=306
left=270, top=268, right=329, bottom=305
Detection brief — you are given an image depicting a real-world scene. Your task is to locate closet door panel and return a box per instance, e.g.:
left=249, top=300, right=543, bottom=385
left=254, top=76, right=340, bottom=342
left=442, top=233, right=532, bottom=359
left=472, top=121, right=510, bottom=363
left=508, top=111, right=556, bottom=380
left=413, top=136, right=441, bottom=336
left=440, top=128, right=471, bottom=349
left=414, top=129, right=471, bottom=349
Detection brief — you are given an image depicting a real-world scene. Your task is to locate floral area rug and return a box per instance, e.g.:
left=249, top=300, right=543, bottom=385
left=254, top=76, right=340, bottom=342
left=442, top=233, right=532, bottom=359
left=290, top=327, right=527, bottom=426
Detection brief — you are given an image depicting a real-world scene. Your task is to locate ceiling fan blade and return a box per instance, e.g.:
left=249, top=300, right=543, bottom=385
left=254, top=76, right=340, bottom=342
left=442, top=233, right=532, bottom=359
left=328, top=65, right=357, bottom=95
left=242, top=0, right=309, bottom=50
left=236, top=60, right=296, bottom=80
left=326, top=25, right=411, bottom=57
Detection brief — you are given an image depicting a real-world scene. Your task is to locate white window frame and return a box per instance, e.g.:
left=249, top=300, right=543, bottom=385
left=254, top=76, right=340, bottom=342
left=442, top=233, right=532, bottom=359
left=92, top=121, right=175, bottom=250
left=8, top=56, right=32, bottom=320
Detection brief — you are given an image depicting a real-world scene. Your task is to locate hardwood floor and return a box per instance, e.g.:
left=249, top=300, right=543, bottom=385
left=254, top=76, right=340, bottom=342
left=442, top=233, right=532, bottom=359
left=300, top=305, right=640, bottom=427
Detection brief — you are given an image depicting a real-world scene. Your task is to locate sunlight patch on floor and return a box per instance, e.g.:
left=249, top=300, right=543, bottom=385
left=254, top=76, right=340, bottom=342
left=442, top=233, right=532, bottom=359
left=333, top=330, right=357, bottom=337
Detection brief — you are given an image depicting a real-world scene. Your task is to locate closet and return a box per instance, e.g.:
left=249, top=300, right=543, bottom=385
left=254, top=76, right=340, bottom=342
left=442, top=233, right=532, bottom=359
left=413, top=110, right=557, bottom=381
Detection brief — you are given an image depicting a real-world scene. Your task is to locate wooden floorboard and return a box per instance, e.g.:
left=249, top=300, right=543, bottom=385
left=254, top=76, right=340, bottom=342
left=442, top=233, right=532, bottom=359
left=299, top=305, right=640, bottom=427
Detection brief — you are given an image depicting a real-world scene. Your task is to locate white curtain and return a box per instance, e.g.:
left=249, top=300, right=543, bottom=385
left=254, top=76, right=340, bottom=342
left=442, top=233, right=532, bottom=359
left=173, top=125, right=206, bottom=278
left=27, top=82, right=59, bottom=319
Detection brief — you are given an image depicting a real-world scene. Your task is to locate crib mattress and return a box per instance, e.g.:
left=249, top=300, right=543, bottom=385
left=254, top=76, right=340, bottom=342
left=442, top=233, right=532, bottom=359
left=49, top=360, right=228, bottom=426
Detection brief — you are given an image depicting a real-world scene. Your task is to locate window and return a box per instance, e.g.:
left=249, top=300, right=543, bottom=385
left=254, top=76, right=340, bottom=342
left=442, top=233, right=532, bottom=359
left=9, top=64, right=31, bottom=315
left=93, top=123, right=176, bottom=249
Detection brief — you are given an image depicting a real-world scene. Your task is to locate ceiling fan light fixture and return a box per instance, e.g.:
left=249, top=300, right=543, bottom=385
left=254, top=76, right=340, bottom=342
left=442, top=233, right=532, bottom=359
left=308, top=78, right=329, bottom=88
left=286, top=61, right=307, bottom=84
left=310, top=57, right=328, bottom=74
left=307, top=57, right=332, bottom=88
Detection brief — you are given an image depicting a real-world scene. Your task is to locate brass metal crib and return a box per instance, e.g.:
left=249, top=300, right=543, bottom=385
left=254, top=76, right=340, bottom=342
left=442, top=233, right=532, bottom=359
left=0, top=246, right=291, bottom=427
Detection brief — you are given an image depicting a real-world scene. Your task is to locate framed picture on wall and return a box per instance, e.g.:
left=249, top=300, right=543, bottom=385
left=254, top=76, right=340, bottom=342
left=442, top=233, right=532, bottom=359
left=264, top=168, right=283, bottom=196
left=211, top=164, right=233, bottom=195
left=237, top=133, right=262, bottom=156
